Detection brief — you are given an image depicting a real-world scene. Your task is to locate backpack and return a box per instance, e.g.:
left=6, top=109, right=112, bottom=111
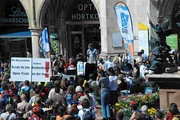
left=22, top=87, right=30, bottom=101
left=47, top=112, right=56, bottom=120
left=82, top=109, right=94, bottom=120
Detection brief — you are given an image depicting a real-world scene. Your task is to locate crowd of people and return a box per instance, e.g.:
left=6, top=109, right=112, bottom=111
left=0, top=43, right=180, bottom=120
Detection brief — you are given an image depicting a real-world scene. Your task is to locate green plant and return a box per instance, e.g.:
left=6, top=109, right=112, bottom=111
left=116, top=92, right=159, bottom=116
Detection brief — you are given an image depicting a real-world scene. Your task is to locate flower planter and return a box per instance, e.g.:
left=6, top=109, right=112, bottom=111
left=116, top=92, right=159, bottom=117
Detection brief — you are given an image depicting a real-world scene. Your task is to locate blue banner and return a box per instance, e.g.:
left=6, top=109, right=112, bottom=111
left=114, top=2, right=134, bottom=62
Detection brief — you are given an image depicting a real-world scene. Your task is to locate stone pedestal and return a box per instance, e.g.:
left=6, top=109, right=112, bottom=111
left=159, top=89, right=180, bottom=109
left=147, top=70, right=180, bottom=109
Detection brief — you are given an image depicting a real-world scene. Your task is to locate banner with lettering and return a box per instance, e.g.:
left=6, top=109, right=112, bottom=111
left=114, top=2, right=134, bottom=63
left=10, top=57, right=51, bottom=82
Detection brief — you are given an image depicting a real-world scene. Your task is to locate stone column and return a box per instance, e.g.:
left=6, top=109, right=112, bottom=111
left=99, top=0, right=108, bottom=57
left=30, top=28, right=42, bottom=58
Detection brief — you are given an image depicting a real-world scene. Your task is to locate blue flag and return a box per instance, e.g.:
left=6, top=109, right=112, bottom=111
left=39, top=28, right=50, bottom=58
left=114, top=2, right=134, bottom=64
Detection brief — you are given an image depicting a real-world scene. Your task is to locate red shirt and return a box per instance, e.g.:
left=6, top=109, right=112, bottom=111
left=65, top=63, right=76, bottom=70
left=166, top=112, right=174, bottom=120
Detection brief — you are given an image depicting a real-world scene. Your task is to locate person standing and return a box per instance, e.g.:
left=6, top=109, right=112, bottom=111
left=86, top=43, right=99, bottom=80
left=51, top=87, right=67, bottom=107
left=135, top=52, right=143, bottom=66
left=122, top=52, right=131, bottom=64
left=108, top=67, right=118, bottom=119
left=141, top=49, right=148, bottom=62
left=20, top=80, right=31, bottom=102
left=96, top=69, right=111, bottom=120
left=17, top=94, right=32, bottom=113
left=129, top=101, right=140, bottom=120
left=113, top=53, right=123, bottom=68
left=105, top=56, right=114, bottom=74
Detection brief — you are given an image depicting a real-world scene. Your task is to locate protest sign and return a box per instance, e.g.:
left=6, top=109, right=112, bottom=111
left=10, top=57, right=51, bottom=82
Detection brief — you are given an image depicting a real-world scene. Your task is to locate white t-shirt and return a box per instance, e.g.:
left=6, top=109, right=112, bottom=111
left=78, top=108, right=95, bottom=120
left=109, top=75, right=118, bottom=91
left=105, top=60, right=114, bottom=70
left=87, top=48, right=98, bottom=64
left=140, top=64, right=147, bottom=78
left=0, top=112, right=16, bottom=120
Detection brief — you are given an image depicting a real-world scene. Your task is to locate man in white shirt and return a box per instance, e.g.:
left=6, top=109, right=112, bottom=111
left=86, top=43, right=99, bottom=80
left=78, top=98, right=95, bottom=120
left=105, top=56, right=114, bottom=69
left=98, top=58, right=107, bottom=72
left=139, top=61, right=147, bottom=79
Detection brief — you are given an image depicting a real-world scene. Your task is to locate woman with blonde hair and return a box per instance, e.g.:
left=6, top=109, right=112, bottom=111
left=64, top=85, right=75, bottom=108
left=60, top=77, right=68, bottom=91
left=113, top=54, right=121, bottom=67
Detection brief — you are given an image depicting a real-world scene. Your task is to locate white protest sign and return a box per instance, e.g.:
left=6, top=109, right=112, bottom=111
left=10, top=57, right=51, bottom=82
left=10, top=58, right=31, bottom=82
left=31, top=58, right=51, bottom=82
left=77, top=62, right=86, bottom=75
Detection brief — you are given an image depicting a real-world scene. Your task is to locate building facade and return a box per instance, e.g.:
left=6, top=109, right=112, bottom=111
left=0, top=0, right=179, bottom=61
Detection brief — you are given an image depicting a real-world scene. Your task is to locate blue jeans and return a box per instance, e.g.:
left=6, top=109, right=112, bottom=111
left=101, top=91, right=111, bottom=119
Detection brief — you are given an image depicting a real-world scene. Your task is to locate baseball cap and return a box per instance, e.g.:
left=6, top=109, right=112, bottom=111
left=130, top=101, right=138, bottom=106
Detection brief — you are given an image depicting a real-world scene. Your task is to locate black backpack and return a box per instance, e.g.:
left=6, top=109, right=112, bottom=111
left=82, top=109, right=94, bottom=120
left=22, top=87, right=30, bottom=101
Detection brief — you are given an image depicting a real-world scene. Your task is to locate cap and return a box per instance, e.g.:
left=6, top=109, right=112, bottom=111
left=130, top=101, right=138, bottom=106
left=70, top=100, right=78, bottom=105
left=32, top=107, right=39, bottom=113
left=141, top=105, right=148, bottom=112
left=75, top=86, right=82, bottom=92
left=99, top=58, right=103, bottom=62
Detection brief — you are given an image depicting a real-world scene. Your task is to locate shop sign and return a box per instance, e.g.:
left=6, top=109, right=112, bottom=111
left=0, top=7, right=28, bottom=24
left=68, top=0, right=99, bottom=21
left=0, top=0, right=28, bottom=24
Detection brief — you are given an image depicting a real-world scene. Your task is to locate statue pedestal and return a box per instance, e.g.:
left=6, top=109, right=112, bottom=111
left=147, top=70, right=180, bottom=109
left=159, top=89, right=180, bottom=109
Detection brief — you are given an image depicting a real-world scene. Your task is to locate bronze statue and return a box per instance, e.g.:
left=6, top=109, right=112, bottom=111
left=149, top=16, right=174, bottom=74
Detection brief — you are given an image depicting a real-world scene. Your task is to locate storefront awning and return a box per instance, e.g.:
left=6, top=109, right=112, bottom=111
left=0, top=31, right=31, bottom=38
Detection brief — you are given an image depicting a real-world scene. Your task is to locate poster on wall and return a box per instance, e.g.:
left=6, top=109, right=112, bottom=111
left=138, top=22, right=149, bottom=56
left=10, top=57, right=51, bottom=82
left=112, top=32, right=123, bottom=47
